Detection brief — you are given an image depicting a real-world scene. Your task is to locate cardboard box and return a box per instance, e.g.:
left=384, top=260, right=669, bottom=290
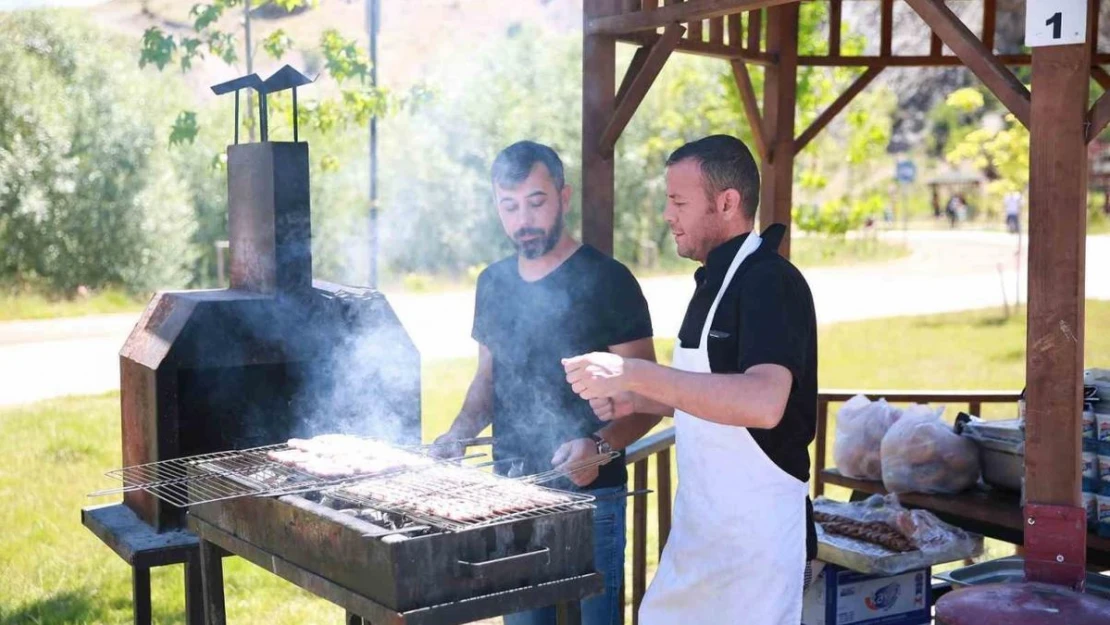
left=802, top=563, right=932, bottom=625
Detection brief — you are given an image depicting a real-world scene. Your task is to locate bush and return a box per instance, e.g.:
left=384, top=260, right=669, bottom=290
left=0, top=12, right=196, bottom=294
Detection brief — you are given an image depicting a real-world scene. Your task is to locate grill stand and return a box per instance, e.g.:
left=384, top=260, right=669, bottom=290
left=189, top=516, right=601, bottom=625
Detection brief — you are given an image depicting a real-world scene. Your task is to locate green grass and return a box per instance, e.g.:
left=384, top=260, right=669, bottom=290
left=790, top=236, right=910, bottom=269
left=0, top=288, right=147, bottom=322
left=3, top=302, right=1109, bottom=623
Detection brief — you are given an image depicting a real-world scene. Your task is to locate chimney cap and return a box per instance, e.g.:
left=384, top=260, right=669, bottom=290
left=262, top=65, right=314, bottom=94
left=211, top=73, right=264, bottom=96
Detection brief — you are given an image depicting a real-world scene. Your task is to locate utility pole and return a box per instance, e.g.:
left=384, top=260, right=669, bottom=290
left=366, top=0, right=380, bottom=288
left=244, top=0, right=255, bottom=141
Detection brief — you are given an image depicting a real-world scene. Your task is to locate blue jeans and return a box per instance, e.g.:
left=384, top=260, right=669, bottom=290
left=503, top=484, right=627, bottom=625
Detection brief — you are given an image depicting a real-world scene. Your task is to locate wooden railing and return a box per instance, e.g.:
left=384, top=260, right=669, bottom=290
left=617, top=389, right=1021, bottom=625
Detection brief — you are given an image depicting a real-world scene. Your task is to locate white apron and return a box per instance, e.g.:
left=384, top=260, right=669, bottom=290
left=639, top=232, right=808, bottom=625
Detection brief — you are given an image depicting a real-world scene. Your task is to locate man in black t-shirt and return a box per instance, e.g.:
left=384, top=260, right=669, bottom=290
left=564, top=135, right=817, bottom=625
left=434, top=141, right=659, bottom=625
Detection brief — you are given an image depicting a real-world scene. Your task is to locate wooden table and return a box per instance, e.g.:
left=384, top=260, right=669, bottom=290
left=820, top=469, right=1110, bottom=570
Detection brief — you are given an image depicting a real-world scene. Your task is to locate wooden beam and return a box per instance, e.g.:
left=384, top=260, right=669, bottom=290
left=747, top=8, right=762, bottom=52
left=799, top=53, right=1110, bottom=68
left=1089, top=90, right=1110, bottom=142
left=1093, top=66, right=1110, bottom=90
left=904, top=0, right=1030, bottom=128
left=829, top=0, right=841, bottom=57
left=880, top=0, right=893, bottom=57
left=709, top=16, right=725, bottom=44
left=618, top=32, right=775, bottom=62
left=760, top=2, right=799, bottom=256
left=588, top=0, right=798, bottom=36
left=794, top=66, right=883, bottom=153
left=615, top=46, right=651, bottom=107
left=1090, top=0, right=1100, bottom=58
left=728, top=13, right=742, bottom=47
left=600, top=23, right=685, bottom=153
left=1024, top=39, right=1090, bottom=583
left=582, top=0, right=623, bottom=256
left=688, top=17, right=703, bottom=42
left=730, top=60, right=768, bottom=162
left=642, top=0, right=656, bottom=10
left=982, top=0, right=996, bottom=52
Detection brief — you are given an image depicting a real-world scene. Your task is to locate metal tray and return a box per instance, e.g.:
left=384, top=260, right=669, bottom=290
left=934, top=556, right=1110, bottom=599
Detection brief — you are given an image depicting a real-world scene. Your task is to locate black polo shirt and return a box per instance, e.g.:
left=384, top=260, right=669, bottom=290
left=676, top=224, right=818, bottom=560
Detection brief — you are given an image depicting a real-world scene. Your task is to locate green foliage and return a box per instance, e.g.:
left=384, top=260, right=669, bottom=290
left=261, top=28, right=293, bottom=60
left=169, top=111, right=200, bottom=146
left=0, top=12, right=196, bottom=294
left=136, top=2, right=404, bottom=149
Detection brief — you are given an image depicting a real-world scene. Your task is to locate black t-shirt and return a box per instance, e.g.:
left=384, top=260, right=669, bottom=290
left=472, top=245, right=653, bottom=490
left=676, top=224, right=819, bottom=560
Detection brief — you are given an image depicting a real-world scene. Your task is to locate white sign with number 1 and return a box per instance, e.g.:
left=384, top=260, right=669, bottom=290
left=1026, top=0, right=1087, bottom=47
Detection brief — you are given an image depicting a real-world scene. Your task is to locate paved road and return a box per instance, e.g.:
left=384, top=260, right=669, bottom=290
left=1, top=231, right=1107, bottom=406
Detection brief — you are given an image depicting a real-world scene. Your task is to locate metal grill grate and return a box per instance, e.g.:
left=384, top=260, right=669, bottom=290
left=92, top=441, right=440, bottom=508
left=326, top=454, right=613, bottom=532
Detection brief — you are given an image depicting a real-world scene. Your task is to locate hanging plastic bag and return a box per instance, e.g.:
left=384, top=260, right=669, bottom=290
left=833, top=394, right=901, bottom=481
left=880, top=405, right=980, bottom=494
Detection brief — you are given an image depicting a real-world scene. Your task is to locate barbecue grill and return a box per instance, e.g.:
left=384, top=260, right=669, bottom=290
left=87, top=69, right=606, bottom=624
left=99, top=437, right=610, bottom=623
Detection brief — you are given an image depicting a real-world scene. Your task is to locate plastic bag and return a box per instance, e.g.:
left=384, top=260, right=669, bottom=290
left=833, top=394, right=901, bottom=480
left=880, top=404, right=981, bottom=494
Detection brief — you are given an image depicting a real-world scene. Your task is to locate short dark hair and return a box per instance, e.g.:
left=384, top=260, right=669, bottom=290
left=491, top=140, right=565, bottom=190
left=666, top=135, right=760, bottom=219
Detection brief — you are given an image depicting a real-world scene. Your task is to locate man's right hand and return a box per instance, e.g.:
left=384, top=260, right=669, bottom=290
left=588, top=392, right=636, bottom=421
left=430, top=433, right=466, bottom=460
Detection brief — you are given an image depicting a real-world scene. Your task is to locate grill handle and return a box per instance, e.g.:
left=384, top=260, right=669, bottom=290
left=456, top=547, right=551, bottom=581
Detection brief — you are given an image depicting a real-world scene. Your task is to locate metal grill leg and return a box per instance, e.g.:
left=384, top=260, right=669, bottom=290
left=556, top=601, right=582, bottom=625
left=185, top=551, right=205, bottom=625
left=199, top=539, right=226, bottom=625
left=132, top=566, right=152, bottom=625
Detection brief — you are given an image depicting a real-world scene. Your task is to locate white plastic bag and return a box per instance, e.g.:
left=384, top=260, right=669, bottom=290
left=833, top=394, right=901, bottom=481
left=880, top=405, right=980, bottom=494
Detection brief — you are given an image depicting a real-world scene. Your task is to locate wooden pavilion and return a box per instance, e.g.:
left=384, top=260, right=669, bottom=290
left=580, top=0, right=1110, bottom=620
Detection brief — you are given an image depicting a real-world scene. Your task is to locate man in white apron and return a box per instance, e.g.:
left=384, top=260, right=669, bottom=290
left=563, top=135, right=818, bottom=625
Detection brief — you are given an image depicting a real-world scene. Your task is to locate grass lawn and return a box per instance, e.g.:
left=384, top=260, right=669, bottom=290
left=0, top=289, right=147, bottom=322
left=789, top=236, right=909, bottom=269
left=2, top=301, right=1109, bottom=623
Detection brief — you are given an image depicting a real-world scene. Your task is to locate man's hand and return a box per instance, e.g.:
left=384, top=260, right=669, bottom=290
left=551, top=438, right=605, bottom=487
left=429, top=433, right=466, bottom=460
left=562, top=352, right=635, bottom=400
left=588, top=392, right=636, bottom=421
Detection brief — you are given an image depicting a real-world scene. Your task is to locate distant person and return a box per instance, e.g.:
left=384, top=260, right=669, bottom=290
left=945, top=195, right=964, bottom=228
left=432, top=140, right=660, bottom=625
left=1004, top=191, right=1022, bottom=234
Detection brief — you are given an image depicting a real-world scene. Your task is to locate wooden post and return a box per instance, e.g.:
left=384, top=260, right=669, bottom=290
left=632, top=459, right=648, bottom=625
left=760, top=2, right=799, bottom=257
left=1024, top=37, right=1090, bottom=583
left=583, top=0, right=623, bottom=256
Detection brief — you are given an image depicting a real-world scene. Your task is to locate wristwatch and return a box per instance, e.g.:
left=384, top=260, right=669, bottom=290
left=590, top=432, right=613, bottom=455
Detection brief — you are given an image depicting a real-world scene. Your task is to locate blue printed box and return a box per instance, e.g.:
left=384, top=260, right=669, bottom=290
left=802, top=564, right=932, bottom=625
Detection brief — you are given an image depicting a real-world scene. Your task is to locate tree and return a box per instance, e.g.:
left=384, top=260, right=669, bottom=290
left=136, top=0, right=412, bottom=151
left=0, top=12, right=196, bottom=293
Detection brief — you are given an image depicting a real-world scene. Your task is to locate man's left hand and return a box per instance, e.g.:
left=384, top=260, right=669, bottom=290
left=562, top=352, right=633, bottom=400
left=551, top=438, right=603, bottom=487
